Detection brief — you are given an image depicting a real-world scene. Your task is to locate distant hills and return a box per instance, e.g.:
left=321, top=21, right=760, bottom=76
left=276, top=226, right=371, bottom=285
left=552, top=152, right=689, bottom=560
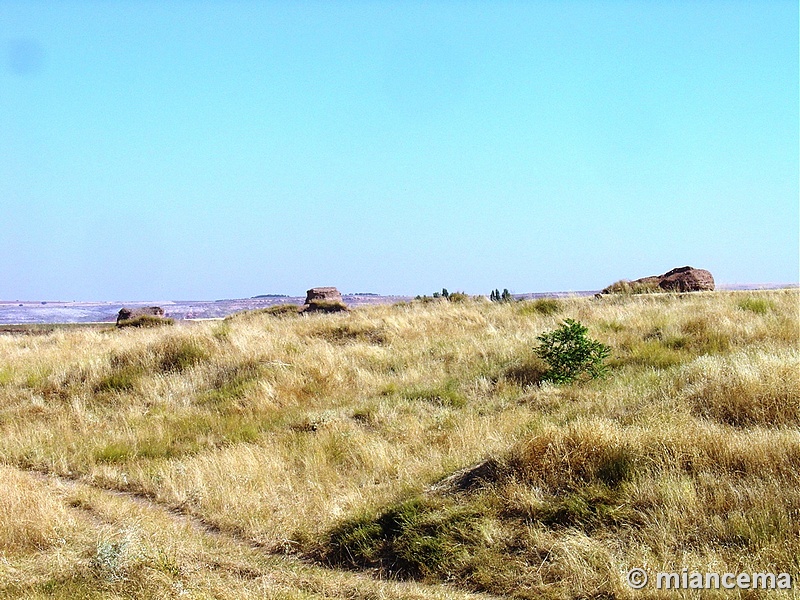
left=0, top=284, right=795, bottom=325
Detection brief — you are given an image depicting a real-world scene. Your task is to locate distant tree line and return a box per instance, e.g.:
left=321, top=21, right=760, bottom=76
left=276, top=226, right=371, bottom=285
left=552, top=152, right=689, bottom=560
left=490, top=289, right=512, bottom=302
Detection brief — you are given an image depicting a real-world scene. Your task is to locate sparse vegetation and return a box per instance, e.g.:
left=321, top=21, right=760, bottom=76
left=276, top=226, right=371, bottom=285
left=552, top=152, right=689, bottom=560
left=304, top=299, right=349, bottom=313
left=416, top=289, right=469, bottom=303
left=0, top=289, right=797, bottom=599
left=231, top=303, right=302, bottom=319
left=518, top=297, right=561, bottom=316
left=738, top=295, right=775, bottom=315
left=115, top=314, right=174, bottom=328
left=602, top=279, right=660, bottom=295
left=446, top=291, right=469, bottom=303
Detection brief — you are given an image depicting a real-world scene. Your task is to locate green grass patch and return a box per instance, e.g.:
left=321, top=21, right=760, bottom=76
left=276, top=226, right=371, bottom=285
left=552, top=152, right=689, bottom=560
left=602, top=279, right=660, bottom=294
left=312, top=323, right=387, bottom=345
left=533, top=484, right=636, bottom=531
left=738, top=297, right=774, bottom=315
left=401, top=380, right=466, bottom=408
left=199, top=361, right=263, bottom=408
left=156, top=338, right=209, bottom=373
left=518, top=298, right=561, bottom=316
left=93, top=412, right=265, bottom=463
left=95, top=363, right=143, bottom=393
left=227, top=304, right=302, bottom=320
left=0, top=366, right=14, bottom=386
left=324, top=497, right=486, bottom=579
left=116, top=315, right=174, bottom=328
left=611, top=340, right=688, bottom=370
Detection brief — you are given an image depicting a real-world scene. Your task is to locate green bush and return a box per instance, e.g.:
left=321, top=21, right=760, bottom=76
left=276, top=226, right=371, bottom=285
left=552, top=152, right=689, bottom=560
left=534, top=319, right=610, bottom=383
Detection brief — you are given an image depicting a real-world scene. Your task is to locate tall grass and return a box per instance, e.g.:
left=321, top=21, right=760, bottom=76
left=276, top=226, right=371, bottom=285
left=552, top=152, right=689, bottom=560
left=0, top=288, right=797, bottom=598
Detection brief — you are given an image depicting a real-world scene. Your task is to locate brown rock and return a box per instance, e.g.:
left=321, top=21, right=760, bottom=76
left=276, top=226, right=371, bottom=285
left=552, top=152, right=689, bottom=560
left=302, top=287, right=348, bottom=313
left=603, top=266, right=715, bottom=294
left=304, top=287, right=344, bottom=304
left=116, top=306, right=165, bottom=324
left=657, top=266, right=715, bottom=292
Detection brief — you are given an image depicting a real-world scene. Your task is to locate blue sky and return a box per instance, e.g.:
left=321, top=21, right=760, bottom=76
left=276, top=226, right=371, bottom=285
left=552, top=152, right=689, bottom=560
left=2, top=1, right=797, bottom=300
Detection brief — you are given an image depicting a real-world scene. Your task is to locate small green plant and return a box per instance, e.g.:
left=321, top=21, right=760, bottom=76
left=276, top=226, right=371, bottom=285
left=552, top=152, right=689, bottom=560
left=534, top=319, right=610, bottom=383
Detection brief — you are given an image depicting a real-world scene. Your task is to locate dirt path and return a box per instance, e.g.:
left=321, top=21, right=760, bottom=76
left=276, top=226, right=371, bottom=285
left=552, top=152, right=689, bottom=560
left=26, top=467, right=260, bottom=548
left=14, top=465, right=501, bottom=600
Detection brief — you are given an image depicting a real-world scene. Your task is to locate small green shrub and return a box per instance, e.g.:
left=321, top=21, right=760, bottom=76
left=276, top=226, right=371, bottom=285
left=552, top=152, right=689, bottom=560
left=534, top=319, right=610, bottom=383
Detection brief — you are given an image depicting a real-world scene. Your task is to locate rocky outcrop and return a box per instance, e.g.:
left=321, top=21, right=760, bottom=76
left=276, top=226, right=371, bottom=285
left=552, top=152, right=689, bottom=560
left=305, top=287, right=344, bottom=304
left=603, top=267, right=715, bottom=294
left=116, top=306, right=165, bottom=325
left=302, top=287, right=348, bottom=313
left=656, top=266, right=715, bottom=292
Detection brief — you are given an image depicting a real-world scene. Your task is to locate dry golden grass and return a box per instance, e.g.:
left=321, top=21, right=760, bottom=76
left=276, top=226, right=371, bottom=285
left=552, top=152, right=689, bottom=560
left=0, top=465, right=79, bottom=555
left=0, top=288, right=797, bottom=598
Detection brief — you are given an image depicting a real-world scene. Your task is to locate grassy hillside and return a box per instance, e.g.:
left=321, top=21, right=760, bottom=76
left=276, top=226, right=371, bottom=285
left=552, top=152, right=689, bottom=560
left=0, top=290, right=797, bottom=599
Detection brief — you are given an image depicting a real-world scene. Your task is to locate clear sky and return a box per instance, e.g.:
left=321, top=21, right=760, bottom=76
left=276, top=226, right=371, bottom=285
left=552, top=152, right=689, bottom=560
left=2, top=1, right=797, bottom=300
